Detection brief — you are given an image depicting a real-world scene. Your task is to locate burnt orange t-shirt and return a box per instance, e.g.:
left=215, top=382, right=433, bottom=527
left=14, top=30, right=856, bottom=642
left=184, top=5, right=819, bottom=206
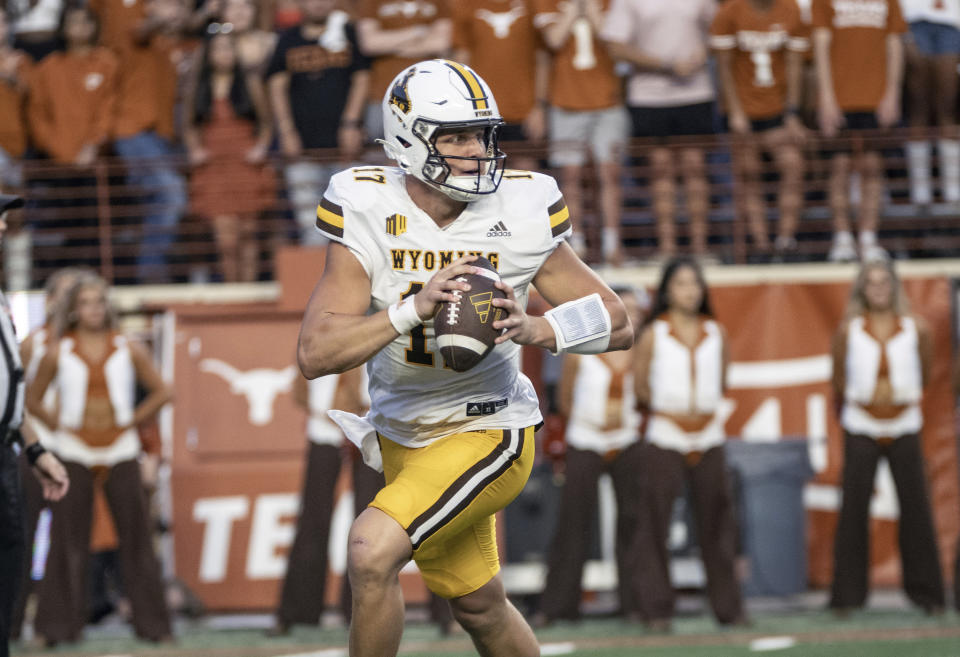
left=532, top=0, right=620, bottom=111
left=811, top=0, right=907, bottom=112
left=453, top=0, right=539, bottom=123
left=710, top=0, right=809, bottom=120
left=28, top=49, right=119, bottom=164
left=88, top=0, right=147, bottom=53
left=359, top=0, right=452, bottom=103
left=89, top=0, right=183, bottom=139
left=0, top=54, right=32, bottom=158
left=112, top=36, right=184, bottom=140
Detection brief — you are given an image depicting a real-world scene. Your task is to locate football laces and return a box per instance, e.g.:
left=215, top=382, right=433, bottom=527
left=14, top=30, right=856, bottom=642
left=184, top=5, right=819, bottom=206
left=447, top=277, right=466, bottom=325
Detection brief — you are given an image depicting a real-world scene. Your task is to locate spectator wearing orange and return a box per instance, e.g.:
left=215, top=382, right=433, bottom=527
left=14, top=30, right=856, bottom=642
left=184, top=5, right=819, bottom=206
left=28, top=7, right=119, bottom=274
left=452, top=0, right=547, bottom=171
left=26, top=274, right=173, bottom=645
left=813, top=0, right=906, bottom=262
left=267, top=0, right=369, bottom=245
left=356, top=0, right=452, bottom=139
left=711, top=0, right=809, bottom=260
left=88, top=0, right=190, bottom=283
left=0, top=8, right=30, bottom=189
left=534, top=0, right=629, bottom=266
left=0, top=8, right=33, bottom=291
left=28, top=9, right=117, bottom=168
left=602, top=0, right=717, bottom=259
left=185, top=33, right=276, bottom=282
left=901, top=0, right=960, bottom=207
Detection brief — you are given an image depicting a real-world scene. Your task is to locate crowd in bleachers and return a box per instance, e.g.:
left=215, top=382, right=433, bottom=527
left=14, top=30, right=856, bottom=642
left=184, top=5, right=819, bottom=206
left=0, top=0, right=957, bottom=287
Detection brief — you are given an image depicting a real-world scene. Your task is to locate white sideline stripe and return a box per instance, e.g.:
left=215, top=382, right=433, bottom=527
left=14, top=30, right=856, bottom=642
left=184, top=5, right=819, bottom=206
left=273, top=650, right=347, bottom=657
left=541, top=643, right=577, bottom=655
left=750, top=636, right=798, bottom=651
left=436, top=333, right=489, bottom=354
left=727, top=355, right=832, bottom=389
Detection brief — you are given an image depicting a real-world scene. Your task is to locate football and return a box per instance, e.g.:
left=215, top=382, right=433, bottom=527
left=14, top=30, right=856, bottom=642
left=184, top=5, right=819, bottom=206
left=434, top=256, right=506, bottom=372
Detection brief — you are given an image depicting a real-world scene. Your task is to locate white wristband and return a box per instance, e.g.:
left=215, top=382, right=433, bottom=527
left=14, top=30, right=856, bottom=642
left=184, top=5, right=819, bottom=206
left=387, top=299, right=422, bottom=335
left=544, top=293, right=612, bottom=354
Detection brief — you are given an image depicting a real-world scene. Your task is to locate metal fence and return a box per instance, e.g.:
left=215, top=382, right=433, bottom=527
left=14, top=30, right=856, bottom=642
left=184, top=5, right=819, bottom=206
left=4, top=127, right=959, bottom=288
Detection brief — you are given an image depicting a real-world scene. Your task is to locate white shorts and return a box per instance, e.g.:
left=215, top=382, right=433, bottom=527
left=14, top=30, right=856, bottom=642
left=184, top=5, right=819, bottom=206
left=548, top=105, right=630, bottom=168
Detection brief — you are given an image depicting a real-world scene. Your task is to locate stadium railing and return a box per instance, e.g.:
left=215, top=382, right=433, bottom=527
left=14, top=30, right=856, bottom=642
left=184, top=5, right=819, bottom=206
left=3, top=126, right=958, bottom=288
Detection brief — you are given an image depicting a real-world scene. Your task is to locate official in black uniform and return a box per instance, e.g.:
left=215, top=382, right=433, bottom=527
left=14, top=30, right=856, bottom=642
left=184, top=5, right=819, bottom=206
left=0, top=194, right=69, bottom=657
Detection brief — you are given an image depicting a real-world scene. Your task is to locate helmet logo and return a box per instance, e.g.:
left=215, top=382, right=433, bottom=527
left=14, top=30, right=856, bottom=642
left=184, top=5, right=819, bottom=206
left=390, top=67, right=417, bottom=115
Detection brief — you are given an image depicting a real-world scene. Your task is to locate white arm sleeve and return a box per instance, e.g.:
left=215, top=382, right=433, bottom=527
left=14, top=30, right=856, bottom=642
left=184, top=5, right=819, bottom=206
left=544, top=293, right=612, bottom=355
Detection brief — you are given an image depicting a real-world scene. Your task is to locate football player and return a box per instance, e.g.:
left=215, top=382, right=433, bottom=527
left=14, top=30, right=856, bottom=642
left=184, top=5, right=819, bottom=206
left=297, top=59, right=633, bottom=657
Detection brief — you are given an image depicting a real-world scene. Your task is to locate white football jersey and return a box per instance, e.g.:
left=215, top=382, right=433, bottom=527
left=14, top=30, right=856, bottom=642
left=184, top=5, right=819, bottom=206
left=316, top=166, right=572, bottom=446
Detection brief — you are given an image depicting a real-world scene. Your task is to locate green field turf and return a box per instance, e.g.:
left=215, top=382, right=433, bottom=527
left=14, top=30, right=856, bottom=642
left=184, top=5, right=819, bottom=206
left=11, top=608, right=960, bottom=657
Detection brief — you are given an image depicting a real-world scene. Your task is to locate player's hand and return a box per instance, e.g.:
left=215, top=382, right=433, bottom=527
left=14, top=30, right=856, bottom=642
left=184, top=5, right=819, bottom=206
left=491, top=279, right=548, bottom=347
left=33, top=452, right=69, bottom=502
left=876, top=89, right=900, bottom=129
left=412, top=255, right=479, bottom=321
left=818, top=94, right=844, bottom=138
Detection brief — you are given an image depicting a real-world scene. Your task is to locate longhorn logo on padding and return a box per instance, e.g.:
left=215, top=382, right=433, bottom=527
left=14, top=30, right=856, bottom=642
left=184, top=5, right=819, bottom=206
left=199, top=359, right=296, bottom=426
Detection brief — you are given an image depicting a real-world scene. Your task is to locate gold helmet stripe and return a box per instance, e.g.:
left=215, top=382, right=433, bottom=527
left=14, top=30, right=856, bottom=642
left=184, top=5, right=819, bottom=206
left=442, top=60, right=489, bottom=111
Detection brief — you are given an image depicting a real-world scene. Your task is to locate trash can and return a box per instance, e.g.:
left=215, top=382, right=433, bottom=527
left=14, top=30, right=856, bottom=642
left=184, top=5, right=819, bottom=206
left=725, top=440, right=814, bottom=597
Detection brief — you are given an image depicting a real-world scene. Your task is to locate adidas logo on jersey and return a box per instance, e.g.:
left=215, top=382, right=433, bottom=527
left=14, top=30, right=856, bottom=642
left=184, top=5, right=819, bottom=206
left=486, top=221, right=511, bottom=237
left=465, top=398, right=508, bottom=416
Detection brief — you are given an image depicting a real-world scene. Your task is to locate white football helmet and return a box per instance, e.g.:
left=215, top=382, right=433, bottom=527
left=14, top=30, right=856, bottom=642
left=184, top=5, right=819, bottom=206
left=380, top=59, right=505, bottom=202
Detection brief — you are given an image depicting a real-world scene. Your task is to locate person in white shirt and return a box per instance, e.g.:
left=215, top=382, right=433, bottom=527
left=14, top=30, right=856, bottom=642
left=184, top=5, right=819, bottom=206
left=601, top=0, right=717, bottom=258
left=829, top=257, right=945, bottom=615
